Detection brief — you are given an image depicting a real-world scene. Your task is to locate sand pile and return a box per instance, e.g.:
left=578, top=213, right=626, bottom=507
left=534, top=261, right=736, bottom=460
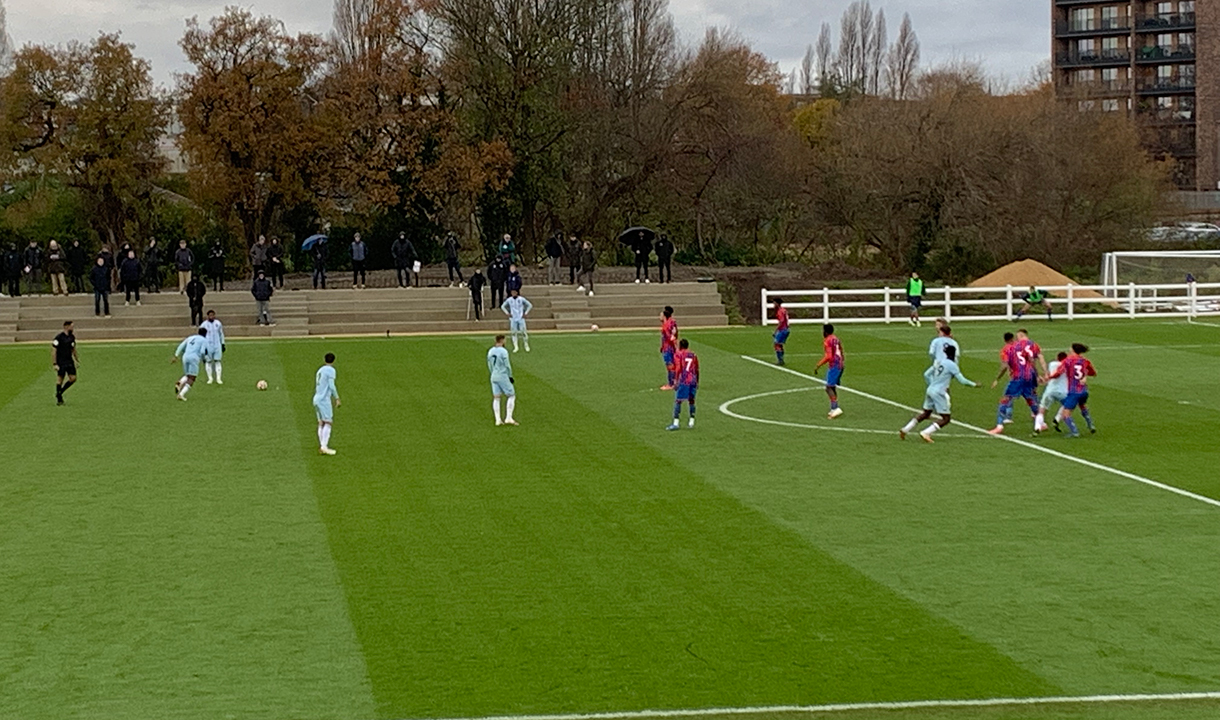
left=969, top=259, right=1106, bottom=300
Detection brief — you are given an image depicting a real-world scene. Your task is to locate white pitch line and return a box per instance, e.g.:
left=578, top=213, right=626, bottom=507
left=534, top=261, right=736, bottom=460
left=412, top=691, right=1220, bottom=720
left=763, top=344, right=1218, bottom=359
left=718, top=387, right=984, bottom=439
left=739, top=355, right=1220, bottom=510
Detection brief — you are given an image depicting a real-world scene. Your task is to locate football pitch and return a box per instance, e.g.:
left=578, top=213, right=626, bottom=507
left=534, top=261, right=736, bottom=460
left=2, top=320, right=1220, bottom=720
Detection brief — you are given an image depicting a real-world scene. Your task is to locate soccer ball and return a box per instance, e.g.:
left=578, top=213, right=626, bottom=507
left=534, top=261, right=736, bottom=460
left=256, top=380, right=268, bottom=391
left=590, top=324, right=599, bottom=332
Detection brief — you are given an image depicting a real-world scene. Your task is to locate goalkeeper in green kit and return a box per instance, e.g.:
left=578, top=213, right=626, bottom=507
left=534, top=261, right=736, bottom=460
left=1015, top=286, right=1053, bottom=322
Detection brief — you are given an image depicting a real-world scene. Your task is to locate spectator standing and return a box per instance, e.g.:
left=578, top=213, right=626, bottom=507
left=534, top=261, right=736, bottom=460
left=174, top=239, right=194, bottom=293
left=631, top=231, right=651, bottom=283
left=249, top=235, right=268, bottom=281
left=3, top=244, right=21, bottom=296
left=99, top=244, right=115, bottom=290
left=468, top=269, right=486, bottom=320
left=545, top=232, right=563, bottom=285
left=391, top=232, right=414, bottom=288
left=350, top=233, right=368, bottom=288
left=120, top=249, right=142, bottom=306
left=23, top=239, right=44, bottom=294
left=655, top=233, right=675, bottom=284
left=577, top=241, right=596, bottom=297
left=208, top=239, right=226, bottom=290
left=443, top=231, right=464, bottom=286
left=252, top=270, right=275, bottom=325
left=566, top=235, right=581, bottom=285
left=312, top=240, right=328, bottom=289
left=89, top=256, right=111, bottom=317
left=506, top=263, right=523, bottom=294
left=67, top=240, right=88, bottom=294
left=47, top=241, right=68, bottom=296
left=498, top=233, right=516, bottom=265
left=186, top=274, right=207, bottom=325
left=267, top=237, right=285, bottom=288
left=142, top=238, right=162, bottom=293
left=487, top=255, right=507, bottom=309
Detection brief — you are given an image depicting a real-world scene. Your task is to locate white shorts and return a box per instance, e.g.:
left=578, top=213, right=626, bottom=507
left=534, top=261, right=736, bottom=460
left=510, top=319, right=527, bottom=333
left=1040, top=391, right=1066, bottom=411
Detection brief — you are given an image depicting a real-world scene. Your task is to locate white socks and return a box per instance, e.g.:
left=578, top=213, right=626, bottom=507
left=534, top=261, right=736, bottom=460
left=205, top=362, right=214, bottom=383
left=920, top=423, right=941, bottom=439
left=901, top=419, right=918, bottom=433
left=215, top=362, right=222, bottom=383
left=523, top=334, right=530, bottom=352
left=318, top=424, right=332, bottom=449
left=512, top=337, right=519, bottom=352
left=493, top=399, right=503, bottom=424
left=506, top=396, right=516, bottom=422
left=178, top=381, right=191, bottom=399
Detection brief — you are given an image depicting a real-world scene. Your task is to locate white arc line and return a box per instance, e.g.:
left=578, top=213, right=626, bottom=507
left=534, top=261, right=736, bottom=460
left=410, top=691, right=1220, bottom=720
left=739, top=355, right=1220, bottom=510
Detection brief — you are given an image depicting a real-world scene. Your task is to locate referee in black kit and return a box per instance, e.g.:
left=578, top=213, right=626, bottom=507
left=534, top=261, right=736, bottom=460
left=52, top=321, right=80, bottom=405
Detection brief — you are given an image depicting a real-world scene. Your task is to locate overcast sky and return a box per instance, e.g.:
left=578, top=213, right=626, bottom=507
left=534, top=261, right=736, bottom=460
left=5, top=0, right=1050, bottom=89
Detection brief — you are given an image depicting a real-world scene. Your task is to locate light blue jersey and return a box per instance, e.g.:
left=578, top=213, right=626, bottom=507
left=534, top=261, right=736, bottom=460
left=1039, top=359, right=1068, bottom=410
left=175, top=335, right=208, bottom=377
left=487, top=345, right=514, bottom=396
left=200, top=319, right=225, bottom=360
left=313, top=364, right=338, bottom=422
left=924, top=358, right=976, bottom=394
left=501, top=296, right=533, bottom=321
left=929, top=336, right=960, bottom=362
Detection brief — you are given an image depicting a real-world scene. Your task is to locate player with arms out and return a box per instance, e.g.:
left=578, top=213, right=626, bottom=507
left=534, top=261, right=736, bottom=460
left=1034, top=351, right=1069, bottom=433
left=488, top=335, right=517, bottom=426
left=659, top=306, right=679, bottom=390
left=500, top=289, right=533, bottom=353
left=201, top=310, right=226, bottom=384
left=666, top=338, right=700, bottom=430
left=51, top=321, right=80, bottom=405
left=900, top=344, right=977, bottom=443
left=772, top=297, right=790, bottom=365
left=313, top=353, right=341, bottom=454
left=1015, top=286, right=1052, bottom=321
left=987, top=332, right=1038, bottom=435
left=171, top=327, right=209, bottom=401
left=813, top=323, right=844, bottom=419
left=1045, top=343, right=1096, bottom=437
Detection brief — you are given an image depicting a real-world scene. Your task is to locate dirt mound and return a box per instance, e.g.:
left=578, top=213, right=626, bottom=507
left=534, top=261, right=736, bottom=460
left=969, top=259, right=1106, bottom=299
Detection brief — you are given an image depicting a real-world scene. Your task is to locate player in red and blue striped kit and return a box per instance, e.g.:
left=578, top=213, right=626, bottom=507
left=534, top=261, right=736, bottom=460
left=1046, top=343, right=1096, bottom=437
left=666, top=339, right=700, bottom=430
left=988, top=331, right=1040, bottom=435
left=772, top=298, right=790, bottom=365
left=659, top=306, right=679, bottom=390
left=813, top=324, right=844, bottom=419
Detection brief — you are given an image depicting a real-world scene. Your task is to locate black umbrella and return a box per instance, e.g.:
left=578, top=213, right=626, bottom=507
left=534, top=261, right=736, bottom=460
left=618, top=227, right=657, bottom=245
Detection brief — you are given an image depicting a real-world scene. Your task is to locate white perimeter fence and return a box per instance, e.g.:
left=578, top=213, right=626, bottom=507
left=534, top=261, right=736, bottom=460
left=761, top=282, right=1220, bottom=325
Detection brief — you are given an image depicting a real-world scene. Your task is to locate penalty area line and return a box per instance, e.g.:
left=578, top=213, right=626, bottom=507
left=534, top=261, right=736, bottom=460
left=739, top=355, right=1220, bottom=511
left=411, top=691, right=1220, bottom=720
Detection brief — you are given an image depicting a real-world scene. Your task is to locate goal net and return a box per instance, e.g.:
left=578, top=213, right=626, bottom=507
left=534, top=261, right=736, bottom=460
left=1102, top=251, right=1220, bottom=293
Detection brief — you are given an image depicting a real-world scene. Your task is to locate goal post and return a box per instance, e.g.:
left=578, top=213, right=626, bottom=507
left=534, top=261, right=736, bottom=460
left=1101, top=251, right=1220, bottom=296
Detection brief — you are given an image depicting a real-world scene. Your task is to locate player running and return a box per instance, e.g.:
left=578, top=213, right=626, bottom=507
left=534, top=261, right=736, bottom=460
left=488, top=335, right=517, bottom=426
left=900, top=344, right=978, bottom=443
left=987, top=332, right=1038, bottom=435
left=171, top=327, right=209, bottom=401
left=1015, top=286, right=1053, bottom=321
left=500, top=289, right=533, bottom=353
left=813, top=323, right=844, bottom=419
left=1045, top=343, right=1096, bottom=437
left=659, top=306, right=679, bottom=390
left=51, top=321, right=80, bottom=405
left=666, top=338, right=700, bottom=430
left=201, top=309, right=226, bottom=384
left=313, top=353, right=341, bottom=454
left=928, top=320, right=959, bottom=362
left=772, top=297, right=790, bottom=365
left=1034, top=351, right=1069, bottom=433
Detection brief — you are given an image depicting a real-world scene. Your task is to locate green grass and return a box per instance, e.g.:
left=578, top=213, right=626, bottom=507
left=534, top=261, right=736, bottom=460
left=1, top=320, right=1219, bottom=720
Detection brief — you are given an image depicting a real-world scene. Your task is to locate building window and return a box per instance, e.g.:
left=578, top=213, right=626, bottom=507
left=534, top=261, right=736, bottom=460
left=1101, top=6, right=1119, bottom=28
left=1157, top=1, right=1173, bottom=17
left=1181, top=1, right=1195, bottom=13
left=1179, top=33, right=1194, bottom=51
left=1076, top=69, right=1096, bottom=84
left=1071, top=8, right=1094, bottom=31
left=1078, top=100, right=1097, bottom=112
left=1102, top=37, right=1119, bottom=55
left=1077, top=38, right=1096, bottom=57
left=1101, top=67, right=1118, bottom=83
left=1158, top=64, right=1173, bottom=79
left=1157, top=33, right=1174, bottom=49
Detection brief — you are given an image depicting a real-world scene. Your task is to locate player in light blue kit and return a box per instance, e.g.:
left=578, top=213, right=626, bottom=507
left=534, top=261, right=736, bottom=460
left=900, top=344, right=977, bottom=443
left=488, top=334, right=517, bottom=425
left=170, top=327, right=210, bottom=401
left=928, top=319, right=960, bottom=362
left=313, top=353, right=341, bottom=455
left=500, top=289, right=533, bottom=353
left=201, top=309, right=226, bottom=384
left=1034, top=351, right=1069, bottom=433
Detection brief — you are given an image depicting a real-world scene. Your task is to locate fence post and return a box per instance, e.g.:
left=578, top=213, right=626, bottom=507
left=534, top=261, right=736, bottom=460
left=883, top=287, right=891, bottom=324
left=760, top=288, right=768, bottom=326
left=1005, top=285, right=1013, bottom=319
left=822, top=288, right=830, bottom=321
left=1189, top=281, right=1197, bottom=320
left=1128, top=282, right=1136, bottom=318
left=944, top=286, right=952, bottom=321
left=1067, top=284, right=1074, bottom=320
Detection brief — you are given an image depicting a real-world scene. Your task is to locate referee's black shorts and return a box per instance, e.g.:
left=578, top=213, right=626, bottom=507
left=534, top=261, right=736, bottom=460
left=57, top=364, right=76, bottom=378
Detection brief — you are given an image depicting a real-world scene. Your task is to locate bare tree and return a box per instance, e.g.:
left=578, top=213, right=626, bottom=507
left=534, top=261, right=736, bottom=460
left=815, top=22, right=832, bottom=87
left=836, top=3, right=861, bottom=89
left=869, top=9, right=886, bottom=95
left=800, top=43, right=814, bottom=95
left=885, top=12, right=919, bottom=99
left=0, top=0, right=14, bottom=74
left=855, top=1, right=874, bottom=93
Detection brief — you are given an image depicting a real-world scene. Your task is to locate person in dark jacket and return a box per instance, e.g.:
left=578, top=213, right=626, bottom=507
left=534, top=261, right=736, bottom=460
left=468, top=269, right=486, bottom=320
left=443, top=232, right=463, bottom=286
left=114, top=242, right=133, bottom=290
left=252, top=270, right=275, bottom=325
left=186, top=275, right=207, bottom=325
left=46, top=241, right=68, bottom=295
left=267, top=237, right=285, bottom=288
left=23, top=240, right=44, bottom=294
left=487, top=255, right=507, bottom=309
left=99, top=244, right=115, bottom=288
left=350, top=233, right=368, bottom=288
left=577, top=241, right=597, bottom=296
left=249, top=235, right=268, bottom=281
left=391, top=231, right=417, bottom=288
left=208, top=240, right=226, bottom=290
left=498, top=234, right=516, bottom=265
left=142, top=238, right=163, bottom=292
left=654, top=233, right=675, bottom=284
left=630, top=231, right=651, bottom=283
left=312, top=241, right=328, bottom=289
left=67, top=240, right=88, bottom=293
left=89, top=256, right=111, bottom=317
left=3, top=244, right=22, bottom=296
left=120, top=249, right=142, bottom=305
left=506, top=263, right=523, bottom=294
left=174, top=239, right=194, bottom=293
left=566, top=235, right=580, bottom=285
left=545, top=232, right=564, bottom=285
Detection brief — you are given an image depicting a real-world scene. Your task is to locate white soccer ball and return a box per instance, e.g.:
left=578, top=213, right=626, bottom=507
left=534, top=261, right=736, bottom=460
left=256, top=380, right=268, bottom=391
left=590, top=324, right=599, bottom=332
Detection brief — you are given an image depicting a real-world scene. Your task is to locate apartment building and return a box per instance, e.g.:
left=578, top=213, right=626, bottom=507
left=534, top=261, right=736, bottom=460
left=1052, top=0, right=1219, bottom=189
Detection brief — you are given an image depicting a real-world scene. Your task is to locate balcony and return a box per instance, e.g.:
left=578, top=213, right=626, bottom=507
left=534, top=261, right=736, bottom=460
left=1068, top=79, right=1132, bottom=96
left=1055, top=49, right=1132, bottom=68
left=1055, top=18, right=1132, bottom=37
left=1137, top=13, right=1195, bottom=32
left=1055, top=0, right=1110, bottom=5
left=1136, top=45, right=1196, bottom=63
left=1138, top=108, right=1196, bottom=124
left=1137, top=77, right=1197, bottom=95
